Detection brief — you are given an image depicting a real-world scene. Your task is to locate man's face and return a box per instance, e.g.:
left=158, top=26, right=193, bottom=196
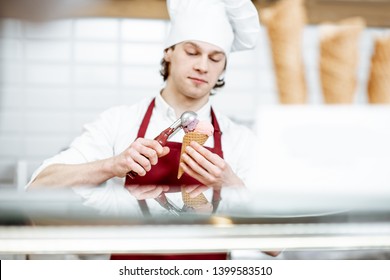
left=164, top=40, right=226, bottom=100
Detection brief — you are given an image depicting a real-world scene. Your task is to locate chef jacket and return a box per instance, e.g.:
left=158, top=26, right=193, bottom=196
left=28, top=93, right=258, bottom=217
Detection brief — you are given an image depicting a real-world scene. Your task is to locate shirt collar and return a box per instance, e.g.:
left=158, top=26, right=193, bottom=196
left=155, top=93, right=212, bottom=122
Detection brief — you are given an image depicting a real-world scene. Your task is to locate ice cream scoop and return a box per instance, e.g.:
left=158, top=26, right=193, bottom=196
left=127, top=110, right=197, bottom=179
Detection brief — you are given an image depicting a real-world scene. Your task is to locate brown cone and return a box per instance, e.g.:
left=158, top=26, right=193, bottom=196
left=319, top=17, right=365, bottom=104
left=181, top=188, right=209, bottom=208
left=368, top=35, right=390, bottom=104
left=261, top=0, right=308, bottom=104
left=177, top=132, right=208, bottom=179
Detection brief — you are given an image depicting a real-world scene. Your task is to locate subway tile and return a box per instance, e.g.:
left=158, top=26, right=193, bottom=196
left=25, top=40, right=71, bottom=61
left=73, top=65, right=118, bottom=86
left=212, top=93, right=258, bottom=120
left=24, top=135, right=73, bottom=157
left=119, top=89, right=155, bottom=105
left=257, top=90, right=279, bottom=105
left=224, top=68, right=258, bottom=90
left=24, top=88, right=72, bottom=109
left=73, top=88, right=120, bottom=109
left=0, top=62, right=24, bottom=84
left=121, top=19, right=166, bottom=42
left=122, top=43, right=163, bottom=65
left=74, top=42, right=118, bottom=63
left=303, top=25, right=319, bottom=48
left=0, top=39, right=23, bottom=60
left=122, top=66, right=162, bottom=88
left=256, top=69, right=277, bottom=90
left=228, top=49, right=258, bottom=66
left=0, top=135, right=23, bottom=157
left=25, top=64, right=71, bottom=85
left=24, top=20, right=73, bottom=39
left=24, top=111, right=71, bottom=133
left=74, top=18, right=119, bottom=40
left=0, top=111, right=24, bottom=133
left=0, top=19, right=22, bottom=38
left=0, top=87, right=25, bottom=108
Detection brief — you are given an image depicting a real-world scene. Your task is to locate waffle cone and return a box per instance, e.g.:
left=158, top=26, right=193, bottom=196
left=177, top=132, right=209, bottom=179
left=261, top=0, right=308, bottom=104
left=368, top=35, right=390, bottom=104
left=319, top=17, right=365, bottom=104
left=181, top=188, right=209, bottom=208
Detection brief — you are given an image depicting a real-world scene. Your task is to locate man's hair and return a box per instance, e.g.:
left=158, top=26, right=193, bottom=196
left=159, top=46, right=226, bottom=92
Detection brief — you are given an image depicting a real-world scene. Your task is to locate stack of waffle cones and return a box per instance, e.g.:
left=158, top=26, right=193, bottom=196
left=261, top=0, right=307, bottom=104
left=178, top=132, right=212, bottom=212
left=367, top=35, right=390, bottom=104
left=319, top=17, right=366, bottom=104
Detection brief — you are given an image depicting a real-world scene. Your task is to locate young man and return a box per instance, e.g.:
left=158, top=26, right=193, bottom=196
left=29, top=0, right=260, bottom=209
left=27, top=0, right=262, bottom=259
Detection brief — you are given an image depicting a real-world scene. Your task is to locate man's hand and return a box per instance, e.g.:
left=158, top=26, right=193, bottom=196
left=111, top=138, right=169, bottom=177
left=179, top=141, right=244, bottom=189
left=126, top=185, right=169, bottom=200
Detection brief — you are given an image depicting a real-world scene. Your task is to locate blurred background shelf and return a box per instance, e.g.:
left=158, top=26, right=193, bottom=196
left=1, top=0, right=390, bottom=27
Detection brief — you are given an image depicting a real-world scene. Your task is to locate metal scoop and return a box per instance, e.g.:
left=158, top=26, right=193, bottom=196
left=127, top=111, right=197, bottom=179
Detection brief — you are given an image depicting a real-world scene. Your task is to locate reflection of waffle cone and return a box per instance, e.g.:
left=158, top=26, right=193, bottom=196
left=181, top=188, right=208, bottom=207
left=319, top=17, right=365, bottom=104
left=368, top=35, right=390, bottom=104
left=177, top=132, right=208, bottom=179
left=261, top=0, right=307, bottom=104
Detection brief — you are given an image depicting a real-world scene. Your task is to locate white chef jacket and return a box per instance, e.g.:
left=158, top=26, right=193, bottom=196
left=28, top=94, right=258, bottom=217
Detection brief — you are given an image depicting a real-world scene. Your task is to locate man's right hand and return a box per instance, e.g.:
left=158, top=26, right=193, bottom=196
left=112, top=138, right=170, bottom=177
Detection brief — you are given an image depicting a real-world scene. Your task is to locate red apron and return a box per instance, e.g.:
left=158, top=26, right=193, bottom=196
left=111, top=99, right=226, bottom=260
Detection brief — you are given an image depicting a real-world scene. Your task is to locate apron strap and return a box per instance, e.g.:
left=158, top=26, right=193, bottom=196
left=137, top=98, right=155, bottom=138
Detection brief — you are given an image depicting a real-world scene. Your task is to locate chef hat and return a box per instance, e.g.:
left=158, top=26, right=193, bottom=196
left=164, top=0, right=260, bottom=55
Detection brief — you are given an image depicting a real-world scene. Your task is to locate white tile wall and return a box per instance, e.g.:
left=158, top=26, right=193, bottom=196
left=25, top=40, right=71, bottom=62
left=1, top=62, right=24, bottom=84
left=73, top=65, right=118, bottom=86
left=0, top=39, right=23, bottom=60
left=74, top=19, right=118, bottom=40
left=0, top=17, right=388, bottom=186
left=121, top=19, right=166, bottom=42
left=24, top=88, right=72, bottom=110
left=122, top=43, right=164, bottom=65
left=25, top=64, right=71, bottom=85
left=74, top=42, right=118, bottom=63
left=24, top=20, right=73, bottom=39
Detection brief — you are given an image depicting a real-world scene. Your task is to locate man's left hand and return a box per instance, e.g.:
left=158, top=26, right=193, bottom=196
left=179, top=141, right=244, bottom=189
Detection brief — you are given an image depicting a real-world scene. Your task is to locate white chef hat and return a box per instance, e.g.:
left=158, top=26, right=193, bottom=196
left=164, top=0, right=260, bottom=55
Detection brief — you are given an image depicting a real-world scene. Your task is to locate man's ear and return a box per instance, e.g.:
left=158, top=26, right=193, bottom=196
left=164, top=48, right=173, bottom=62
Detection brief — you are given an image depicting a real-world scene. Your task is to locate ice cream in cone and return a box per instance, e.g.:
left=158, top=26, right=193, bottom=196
left=178, top=120, right=214, bottom=179
left=319, top=17, right=366, bottom=104
left=367, top=35, right=390, bottom=104
left=261, top=0, right=308, bottom=104
left=178, top=120, right=214, bottom=213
